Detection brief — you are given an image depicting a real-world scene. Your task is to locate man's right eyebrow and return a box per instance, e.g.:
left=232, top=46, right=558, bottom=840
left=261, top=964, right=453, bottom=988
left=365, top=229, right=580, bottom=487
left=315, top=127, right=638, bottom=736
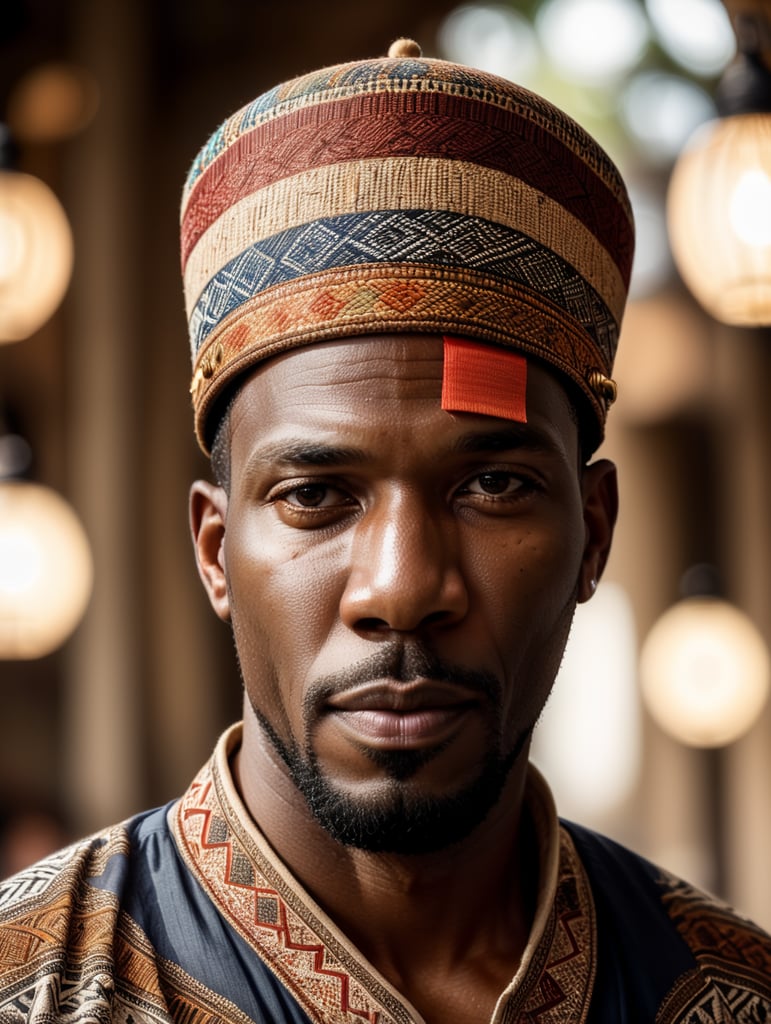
left=245, top=440, right=369, bottom=470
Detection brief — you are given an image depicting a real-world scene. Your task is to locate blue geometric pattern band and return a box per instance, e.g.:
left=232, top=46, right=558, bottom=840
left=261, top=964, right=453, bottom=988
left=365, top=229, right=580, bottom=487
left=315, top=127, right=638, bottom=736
left=188, top=209, right=618, bottom=365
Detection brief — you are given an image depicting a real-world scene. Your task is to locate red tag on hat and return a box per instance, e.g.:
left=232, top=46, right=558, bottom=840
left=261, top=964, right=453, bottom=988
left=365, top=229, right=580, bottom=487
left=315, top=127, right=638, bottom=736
left=441, top=336, right=527, bottom=422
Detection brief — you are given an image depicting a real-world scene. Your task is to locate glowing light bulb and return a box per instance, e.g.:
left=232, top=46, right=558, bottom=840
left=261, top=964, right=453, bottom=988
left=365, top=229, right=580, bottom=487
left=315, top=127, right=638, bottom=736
left=0, top=481, right=93, bottom=659
left=668, top=113, right=771, bottom=325
left=641, top=597, right=770, bottom=748
left=728, top=169, right=771, bottom=247
left=0, top=170, right=73, bottom=342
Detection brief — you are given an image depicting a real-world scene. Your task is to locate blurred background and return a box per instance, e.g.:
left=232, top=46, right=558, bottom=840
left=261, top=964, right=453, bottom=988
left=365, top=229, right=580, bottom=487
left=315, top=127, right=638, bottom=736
left=1, top=0, right=770, bottom=927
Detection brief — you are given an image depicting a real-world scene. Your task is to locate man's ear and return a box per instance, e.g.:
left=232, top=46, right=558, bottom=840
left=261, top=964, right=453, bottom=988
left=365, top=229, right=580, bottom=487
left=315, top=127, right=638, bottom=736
left=190, top=480, right=230, bottom=621
left=577, top=458, right=618, bottom=604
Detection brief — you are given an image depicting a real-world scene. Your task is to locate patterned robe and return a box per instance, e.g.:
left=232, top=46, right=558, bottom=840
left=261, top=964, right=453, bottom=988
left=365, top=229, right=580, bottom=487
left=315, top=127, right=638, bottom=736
left=1, top=725, right=770, bottom=1023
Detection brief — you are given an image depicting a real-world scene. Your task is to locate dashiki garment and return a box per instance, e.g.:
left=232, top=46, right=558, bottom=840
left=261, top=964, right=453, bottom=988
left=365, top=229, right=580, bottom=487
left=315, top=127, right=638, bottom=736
left=1, top=724, right=770, bottom=1023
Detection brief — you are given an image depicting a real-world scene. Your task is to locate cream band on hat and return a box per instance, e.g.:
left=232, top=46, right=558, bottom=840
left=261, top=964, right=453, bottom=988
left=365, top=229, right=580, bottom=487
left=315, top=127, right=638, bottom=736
left=181, top=39, right=634, bottom=454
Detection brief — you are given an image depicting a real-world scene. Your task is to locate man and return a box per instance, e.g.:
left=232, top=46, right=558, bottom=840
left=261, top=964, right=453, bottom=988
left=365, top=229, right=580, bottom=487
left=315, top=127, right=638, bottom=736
left=1, top=38, right=770, bottom=1024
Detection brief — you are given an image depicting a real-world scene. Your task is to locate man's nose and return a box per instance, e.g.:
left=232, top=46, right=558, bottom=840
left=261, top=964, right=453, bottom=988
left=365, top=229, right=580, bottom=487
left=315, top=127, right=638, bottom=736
left=339, top=493, right=469, bottom=634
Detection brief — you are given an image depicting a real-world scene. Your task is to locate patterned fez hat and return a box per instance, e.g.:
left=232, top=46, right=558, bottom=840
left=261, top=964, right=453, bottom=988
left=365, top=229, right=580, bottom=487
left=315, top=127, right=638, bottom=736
left=181, top=40, right=634, bottom=454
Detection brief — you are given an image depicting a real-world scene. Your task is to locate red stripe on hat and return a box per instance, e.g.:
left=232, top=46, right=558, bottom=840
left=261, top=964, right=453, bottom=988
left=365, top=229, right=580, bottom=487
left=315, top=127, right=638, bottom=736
left=181, top=91, right=633, bottom=282
left=441, top=336, right=527, bottom=423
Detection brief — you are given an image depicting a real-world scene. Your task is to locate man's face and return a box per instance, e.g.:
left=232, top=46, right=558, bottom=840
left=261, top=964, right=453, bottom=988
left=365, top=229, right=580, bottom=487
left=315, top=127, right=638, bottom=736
left=192, top=335, right=616, bottom=853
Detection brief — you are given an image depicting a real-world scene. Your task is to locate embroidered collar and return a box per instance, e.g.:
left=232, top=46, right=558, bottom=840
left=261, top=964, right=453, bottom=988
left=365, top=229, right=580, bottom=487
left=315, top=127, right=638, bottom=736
left=173, top=725, right=596, bottom=1024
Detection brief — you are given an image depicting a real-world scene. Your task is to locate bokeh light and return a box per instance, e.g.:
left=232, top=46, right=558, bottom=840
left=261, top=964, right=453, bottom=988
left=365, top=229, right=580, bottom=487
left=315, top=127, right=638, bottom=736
left=641, top=597, right=770, bottom=748
left=438, top=4, right=539, bottom=80
left=0, top=169, right=74, bottom=343
left=533, top=583, right=641, bottom=819
left=0, top=481, right=93, bottom=659
left=536, top=0, right=648, bottom=85
left=645, top=0, right=735, bottom=77
left=621, top=72, right=716, bottom=164
left=668, top=113, right=771, bottom=326
left=626, top=182, right=672, bottom=297
left=7, top=62, right=100, bottom=143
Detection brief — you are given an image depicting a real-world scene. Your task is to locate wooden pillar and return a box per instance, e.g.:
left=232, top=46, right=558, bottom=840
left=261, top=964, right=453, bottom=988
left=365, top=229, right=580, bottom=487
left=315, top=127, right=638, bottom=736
left=62, top=0, right=145, bottom=832
left=714, top=327, right=771, bottom=929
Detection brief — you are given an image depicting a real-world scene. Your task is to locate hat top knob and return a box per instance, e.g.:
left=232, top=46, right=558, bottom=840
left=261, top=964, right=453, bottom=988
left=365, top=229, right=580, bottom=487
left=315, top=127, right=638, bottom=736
left=387, top=38, right=422, bottom=58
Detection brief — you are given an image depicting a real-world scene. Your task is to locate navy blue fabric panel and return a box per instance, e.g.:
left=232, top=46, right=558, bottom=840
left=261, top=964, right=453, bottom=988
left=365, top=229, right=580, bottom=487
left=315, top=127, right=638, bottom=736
left=95, top=805, right=314, bottom=1024
left=563, top=821, right=697, bottom=1023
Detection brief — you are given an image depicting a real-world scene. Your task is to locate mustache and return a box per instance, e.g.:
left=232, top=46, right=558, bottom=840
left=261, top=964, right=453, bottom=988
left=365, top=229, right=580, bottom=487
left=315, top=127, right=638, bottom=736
left=303, top=641, right=501, bottom=721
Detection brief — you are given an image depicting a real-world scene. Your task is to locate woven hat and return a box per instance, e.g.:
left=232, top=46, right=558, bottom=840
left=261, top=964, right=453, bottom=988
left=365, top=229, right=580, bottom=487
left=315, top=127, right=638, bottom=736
left=181, top=40, right=634, bottom=454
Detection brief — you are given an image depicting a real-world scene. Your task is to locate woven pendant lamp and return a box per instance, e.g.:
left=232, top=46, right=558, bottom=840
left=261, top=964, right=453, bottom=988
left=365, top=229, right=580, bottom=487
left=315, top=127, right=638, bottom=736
left=667, top=11, right=771, bottom=325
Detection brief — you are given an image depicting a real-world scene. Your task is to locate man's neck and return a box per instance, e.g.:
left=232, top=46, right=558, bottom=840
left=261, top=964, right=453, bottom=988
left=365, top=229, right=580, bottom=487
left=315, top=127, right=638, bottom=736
left=233, top=714, right=539, bottom=1023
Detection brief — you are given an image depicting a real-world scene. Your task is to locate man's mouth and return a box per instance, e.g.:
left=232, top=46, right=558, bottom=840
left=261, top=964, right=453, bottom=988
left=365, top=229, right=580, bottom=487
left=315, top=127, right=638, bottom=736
left=324, top=680, right=478, bottom=747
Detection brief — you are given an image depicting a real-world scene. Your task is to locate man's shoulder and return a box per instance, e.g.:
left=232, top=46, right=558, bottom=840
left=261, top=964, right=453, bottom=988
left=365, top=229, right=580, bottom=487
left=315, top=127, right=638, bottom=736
left=1, top=822, right=126, bottom=921
left=0, top=804, right=172, bottom=920
left=0, top=804, right=173, bottom=1021
left=562, top=820, right=771, bottom=1020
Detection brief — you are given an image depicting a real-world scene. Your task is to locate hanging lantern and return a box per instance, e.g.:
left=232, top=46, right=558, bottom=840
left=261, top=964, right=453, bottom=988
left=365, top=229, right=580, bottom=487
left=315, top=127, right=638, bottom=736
left=640, top=596, right=770, bottom=748
left=666, top=15, right=771, bottom=325
left=0, top=128, right=74, bottom=343
left=0, top=479, right=93, bottom=659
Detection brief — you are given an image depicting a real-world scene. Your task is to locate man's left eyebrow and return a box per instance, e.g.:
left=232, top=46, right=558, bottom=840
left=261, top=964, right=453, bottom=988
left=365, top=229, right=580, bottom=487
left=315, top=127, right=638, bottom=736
left=450, top=425, right=557, bottom=455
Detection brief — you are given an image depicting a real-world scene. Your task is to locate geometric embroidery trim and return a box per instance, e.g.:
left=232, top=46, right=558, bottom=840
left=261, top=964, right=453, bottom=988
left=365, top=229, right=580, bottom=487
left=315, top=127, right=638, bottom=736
left=174, top=767, right=399, bottom=1024
left=655, top=872, right=771, bottom=1022
left=0, top=830, right=128, bottom=1024
left=115, top=913, right=259, bottom=1024
left=0, top=843, right=84, bottom=912
left=499, top=828, right=597, bottom=1024
left=660, top=871, right=771, bottom=978
left=656, top=970, right=771, bottom=1024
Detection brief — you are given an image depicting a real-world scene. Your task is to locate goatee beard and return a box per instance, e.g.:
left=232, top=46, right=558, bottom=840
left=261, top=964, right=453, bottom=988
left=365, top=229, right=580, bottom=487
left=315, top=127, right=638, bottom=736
left=248, top=641, right=531, bottom=854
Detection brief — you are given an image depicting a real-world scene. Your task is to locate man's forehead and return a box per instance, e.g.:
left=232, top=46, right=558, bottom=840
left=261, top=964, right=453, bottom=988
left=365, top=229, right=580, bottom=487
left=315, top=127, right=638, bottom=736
left=261, top=335, right=445, bottom=383
left=229, top=334, right=577, bottom=447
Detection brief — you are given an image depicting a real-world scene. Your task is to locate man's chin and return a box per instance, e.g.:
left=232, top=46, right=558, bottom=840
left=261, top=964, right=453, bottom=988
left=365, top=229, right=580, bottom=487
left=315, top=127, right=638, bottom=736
left=301, top=777, right=509, bottom=854
left=253, top=707, right=531, bottom=854
left=293, top=742, right=529, bottom=855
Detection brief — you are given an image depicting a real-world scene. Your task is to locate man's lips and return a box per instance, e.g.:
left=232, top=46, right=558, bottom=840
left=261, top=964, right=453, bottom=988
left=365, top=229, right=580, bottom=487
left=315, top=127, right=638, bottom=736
left=323, top=680, right=478, bottom=747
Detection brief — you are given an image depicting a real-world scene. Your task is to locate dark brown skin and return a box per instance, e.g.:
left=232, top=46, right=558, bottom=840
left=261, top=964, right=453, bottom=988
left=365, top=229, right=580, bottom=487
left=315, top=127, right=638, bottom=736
left=190, top=334, right=617, bottom=1024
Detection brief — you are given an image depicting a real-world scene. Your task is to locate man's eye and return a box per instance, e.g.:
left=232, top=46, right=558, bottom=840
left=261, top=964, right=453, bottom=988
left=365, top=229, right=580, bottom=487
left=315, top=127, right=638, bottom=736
left=279, top=483, right=358, bottom=511
left=283, top=484, right=335, bottom=508
left=465, top=472, right=523, bottom=497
